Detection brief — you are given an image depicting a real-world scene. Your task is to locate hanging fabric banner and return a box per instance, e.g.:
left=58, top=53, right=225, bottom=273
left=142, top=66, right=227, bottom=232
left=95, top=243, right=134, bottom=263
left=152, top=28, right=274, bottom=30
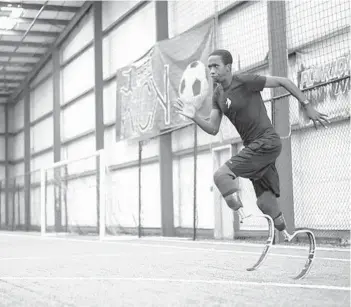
left=116, top=21, right=214, bottom=141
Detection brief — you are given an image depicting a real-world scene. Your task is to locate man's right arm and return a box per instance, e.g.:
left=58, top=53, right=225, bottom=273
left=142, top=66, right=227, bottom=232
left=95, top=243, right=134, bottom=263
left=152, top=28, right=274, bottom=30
left=192, top=109, right=222, bottom=135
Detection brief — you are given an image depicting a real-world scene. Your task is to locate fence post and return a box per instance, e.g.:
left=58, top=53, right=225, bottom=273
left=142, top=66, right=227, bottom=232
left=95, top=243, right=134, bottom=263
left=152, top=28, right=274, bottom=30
left=4, top=104, right=10, bottom=228
left=24, top=85, right=31, bottom=231
left=193, top=124, right=198, bottom=240
left=156, top=1, right=175, bottom=237
left=138, top=141, right=142, bottom=238
left=267, top=1, right=295, bottom=241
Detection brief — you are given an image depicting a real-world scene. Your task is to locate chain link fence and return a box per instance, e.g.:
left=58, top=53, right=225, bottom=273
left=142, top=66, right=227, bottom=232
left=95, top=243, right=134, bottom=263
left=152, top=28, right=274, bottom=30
left=285, top=0, right=350, bottom=244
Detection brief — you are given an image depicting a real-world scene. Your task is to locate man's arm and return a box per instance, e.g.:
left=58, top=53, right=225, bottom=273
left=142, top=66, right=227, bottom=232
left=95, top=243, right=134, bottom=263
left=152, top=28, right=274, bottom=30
left=264, top=76, right=308, bottom=106
left=193, top=109, right=223, bottom=135
left=173, top=99, right=223, bottom=135
left=264, top=76, right=330, bottom=128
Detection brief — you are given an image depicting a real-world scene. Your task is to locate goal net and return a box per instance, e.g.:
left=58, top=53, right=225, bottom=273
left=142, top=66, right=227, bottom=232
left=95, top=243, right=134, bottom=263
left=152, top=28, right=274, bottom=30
left=41, top=150, right=137, bottom=240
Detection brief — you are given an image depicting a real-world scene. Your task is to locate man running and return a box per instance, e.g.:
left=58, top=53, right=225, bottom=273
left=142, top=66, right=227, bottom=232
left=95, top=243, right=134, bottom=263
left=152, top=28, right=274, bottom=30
left=174, top=49, right=329, bottom=240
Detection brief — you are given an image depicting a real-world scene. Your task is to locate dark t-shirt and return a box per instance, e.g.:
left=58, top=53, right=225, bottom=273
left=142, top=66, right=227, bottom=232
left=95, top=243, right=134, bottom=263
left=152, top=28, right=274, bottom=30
left=212, top=74, right=279, bottom=146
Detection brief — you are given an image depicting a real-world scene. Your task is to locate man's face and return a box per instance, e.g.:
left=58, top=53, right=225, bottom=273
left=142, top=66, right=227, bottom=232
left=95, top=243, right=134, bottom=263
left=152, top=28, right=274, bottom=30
left=208, top=55, right=230, bottom=83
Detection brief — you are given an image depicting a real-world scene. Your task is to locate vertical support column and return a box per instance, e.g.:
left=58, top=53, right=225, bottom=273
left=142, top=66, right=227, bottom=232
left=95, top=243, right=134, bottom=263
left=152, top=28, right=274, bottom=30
left=24, top=86, right=31, bottom=231
left=267, top=2, right=295, bottom=239
left=94, top=1, right=104, bottom=151
left=156, top=1, right=174, bottom=237
left=4, top=104, right=9, bottom=228
left=53, top=49, right=62, bottom=232
left=93, top=1, right=104, bottom=235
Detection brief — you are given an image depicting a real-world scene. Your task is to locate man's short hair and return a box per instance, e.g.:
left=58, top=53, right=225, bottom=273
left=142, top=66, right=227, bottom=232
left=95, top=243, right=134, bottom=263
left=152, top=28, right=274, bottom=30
left=209, top=49, right=233, bottom=65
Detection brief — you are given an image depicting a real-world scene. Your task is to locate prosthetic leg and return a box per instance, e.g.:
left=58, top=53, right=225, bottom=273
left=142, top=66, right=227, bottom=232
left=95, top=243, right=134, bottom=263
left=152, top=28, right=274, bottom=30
left=236, top=208, right=275, bottom=272
left=281, top=229, right=316, bottom=280
left=238, top=208, right=316, bottom=279
left=214, top=165, right=316, bottom=279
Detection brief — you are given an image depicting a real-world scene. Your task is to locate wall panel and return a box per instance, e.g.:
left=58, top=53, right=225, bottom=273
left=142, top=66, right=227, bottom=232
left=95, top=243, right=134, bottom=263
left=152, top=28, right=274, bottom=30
left=31, top=117, right=53, bottom=154
left=7, top=106, right=14, bottom=133
left=30, top=60, right=53, bottom=88
left=62, top=10, right=93, bottom=63
left=103, top=81, right=116, bottom=125
left=30, top=77, right=53, bottom=122
left=102, top=2, right=156, bottom=79
left=13, top=162, right=24, bottom=179
left=173, top=152, right=214, bottom=229
left=13, top=131, right=24, bottom=162
left=102, top=1, right=141, bottom=31
left=107, top=167, right=138, bottom=228
left=0, top=105, right=5, bottom=133
left=0, top=137, right=5, bottom=161
left=30, top=151, right=53, bottom=172
left=0, top=165, right=5, bottom=180
left=61, top=92, right=94, bottom=140
left=62, top=47, right=94, bottom=103
left=140, top=162, right=161, bottom=228
left=65, top=175, right=97, bottom=227
left=141, top=137, right=159, bottom=160
left=105, top=131, right=138, bottom=166
left=13, top=99, right=24, bottom=132
left=62, top=134, right=95, bottom=162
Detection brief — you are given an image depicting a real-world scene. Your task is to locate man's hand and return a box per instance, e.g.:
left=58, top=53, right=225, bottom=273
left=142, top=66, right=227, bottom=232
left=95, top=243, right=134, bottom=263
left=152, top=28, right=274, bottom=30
left=173, top=98, right=196, bottom=120
left=303, top=103, right=330, bottom=129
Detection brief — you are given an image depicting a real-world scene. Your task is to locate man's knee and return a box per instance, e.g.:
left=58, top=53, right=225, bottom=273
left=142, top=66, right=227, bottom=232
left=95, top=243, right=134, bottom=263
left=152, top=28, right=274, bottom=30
left=213, top=164, right=238, bottom=197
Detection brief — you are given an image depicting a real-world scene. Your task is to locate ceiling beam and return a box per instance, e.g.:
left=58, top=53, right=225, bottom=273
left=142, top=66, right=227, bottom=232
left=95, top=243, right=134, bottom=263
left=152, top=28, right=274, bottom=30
left=0, top=81, right=21, bottom=85
left=0, top=16, right=70, bottom=26
left=0, top=78, right=26, bottom=83
left=0, top=51, right=43, bottom=58
left=0, top=40, right=51, bottom=48
left=0, top=68, right=31, bottom=74
left=0, top=2, right=80, bottom=13
left=0, top=87, right=19, bottom=92
left=0, top=29, right=60, bottom=37
left=0, top=93, right=11, bottom=98
left=0, top=71, right=27, bottom=77
left=0, top=61, right=35, bottom=67
left=11, top=1, right=94, bottom=102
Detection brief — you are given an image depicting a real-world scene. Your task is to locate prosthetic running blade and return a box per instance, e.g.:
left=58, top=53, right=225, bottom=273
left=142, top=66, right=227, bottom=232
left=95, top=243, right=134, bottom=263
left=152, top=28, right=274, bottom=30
left=245, top=214, right=275, bottom=272
left=286, top=229, right=316, bottom=280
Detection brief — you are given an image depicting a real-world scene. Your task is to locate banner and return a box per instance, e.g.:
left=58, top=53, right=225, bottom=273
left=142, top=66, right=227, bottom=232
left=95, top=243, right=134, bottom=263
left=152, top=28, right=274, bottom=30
left=295, top=52, right=350, bottom=123
left=116, top=21, right=214, bottom=141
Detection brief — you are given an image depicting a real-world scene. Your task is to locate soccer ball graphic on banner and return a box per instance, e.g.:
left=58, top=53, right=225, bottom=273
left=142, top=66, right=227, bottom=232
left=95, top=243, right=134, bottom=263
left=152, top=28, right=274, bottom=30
left=178, top=61, right=209, bottom=110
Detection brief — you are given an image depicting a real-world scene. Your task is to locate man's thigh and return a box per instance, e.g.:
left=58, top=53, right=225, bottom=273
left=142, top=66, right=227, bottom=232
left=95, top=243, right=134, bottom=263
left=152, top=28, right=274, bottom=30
left=225, top=141, right=280, bottom=180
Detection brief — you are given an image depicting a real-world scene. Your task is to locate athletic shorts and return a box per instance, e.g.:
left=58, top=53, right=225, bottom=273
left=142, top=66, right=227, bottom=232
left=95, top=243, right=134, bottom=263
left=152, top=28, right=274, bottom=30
left=225, top=136, right=282, bottom=198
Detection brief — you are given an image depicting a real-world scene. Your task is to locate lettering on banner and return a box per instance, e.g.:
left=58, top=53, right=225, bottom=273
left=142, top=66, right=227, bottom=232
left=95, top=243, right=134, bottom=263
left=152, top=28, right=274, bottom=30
left=119, top=52, right=171, bottom=138
left=298, top=53, right=350, bottom=103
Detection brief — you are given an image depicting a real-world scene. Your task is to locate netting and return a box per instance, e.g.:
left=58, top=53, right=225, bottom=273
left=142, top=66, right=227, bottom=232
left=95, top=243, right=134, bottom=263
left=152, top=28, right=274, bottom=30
left=164, top=0, right=350, bottom=243
left=284, top=0, right=350, bottom=243
left=42, top=154, right=100, bottom=236
left=0, top=170, right=40, bottom=232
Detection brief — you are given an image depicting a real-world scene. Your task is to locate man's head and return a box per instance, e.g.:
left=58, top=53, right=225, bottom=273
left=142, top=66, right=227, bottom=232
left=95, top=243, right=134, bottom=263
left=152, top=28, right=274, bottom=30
left=208, top=49, right=233, bottom=83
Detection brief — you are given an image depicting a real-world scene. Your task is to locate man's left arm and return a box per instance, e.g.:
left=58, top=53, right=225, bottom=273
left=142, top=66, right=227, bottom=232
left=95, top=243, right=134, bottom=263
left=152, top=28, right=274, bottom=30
left=264, top=76, right=330, bottom=129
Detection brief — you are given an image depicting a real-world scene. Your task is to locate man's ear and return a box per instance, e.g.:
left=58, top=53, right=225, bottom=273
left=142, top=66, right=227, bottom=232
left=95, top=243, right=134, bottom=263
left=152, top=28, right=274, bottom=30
left=226, top=64, right=232, bottom=72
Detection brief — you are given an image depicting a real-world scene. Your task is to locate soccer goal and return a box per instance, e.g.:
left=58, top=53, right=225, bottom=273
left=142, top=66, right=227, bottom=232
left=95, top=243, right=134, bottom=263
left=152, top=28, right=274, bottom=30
left=40, top=149, right=113, bottom=240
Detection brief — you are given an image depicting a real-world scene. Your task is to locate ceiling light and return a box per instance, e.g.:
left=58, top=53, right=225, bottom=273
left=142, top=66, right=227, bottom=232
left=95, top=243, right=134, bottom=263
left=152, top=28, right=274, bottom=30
left=0, top=6, right=23, bottom=30
left=0, top=16, right=16, bottom=30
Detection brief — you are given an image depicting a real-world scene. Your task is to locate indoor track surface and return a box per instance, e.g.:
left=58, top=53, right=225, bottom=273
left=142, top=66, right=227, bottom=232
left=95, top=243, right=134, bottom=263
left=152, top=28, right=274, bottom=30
left=0, top=232, right=349, bottom=307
